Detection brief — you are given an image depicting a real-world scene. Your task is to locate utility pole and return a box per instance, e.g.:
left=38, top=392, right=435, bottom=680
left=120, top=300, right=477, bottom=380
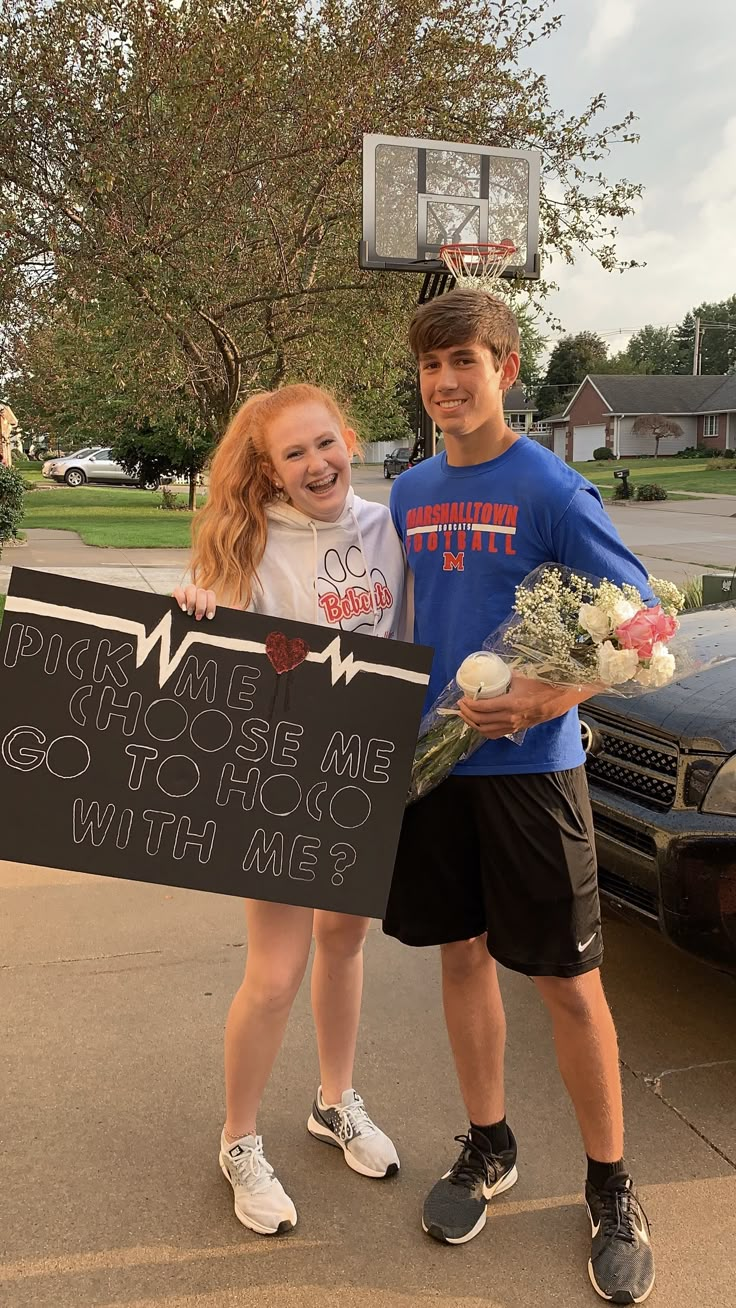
left=692, top=316, right=701, bottom=375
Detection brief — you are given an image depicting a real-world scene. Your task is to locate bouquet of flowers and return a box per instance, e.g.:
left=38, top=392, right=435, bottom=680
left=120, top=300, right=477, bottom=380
left=408, top=566, right=688, bottom=805
left=488, top=565, right=686, bottom=691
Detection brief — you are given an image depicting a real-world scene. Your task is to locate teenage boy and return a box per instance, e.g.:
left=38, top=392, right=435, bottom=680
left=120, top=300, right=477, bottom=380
left=385, top=289, right=655, bottom=1305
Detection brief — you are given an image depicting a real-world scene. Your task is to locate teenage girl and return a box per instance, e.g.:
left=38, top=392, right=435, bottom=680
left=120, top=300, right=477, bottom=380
left=175, top=384, right=407, bottom=1235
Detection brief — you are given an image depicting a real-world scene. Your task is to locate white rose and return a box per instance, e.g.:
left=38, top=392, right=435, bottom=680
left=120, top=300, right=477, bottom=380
left=610, top=598, right=639, bottom=627
left=578, top=603, right=612, bottom=644
left=597, top=641, right=640, bottom=685
left=636, top=642, right=676, bottom=689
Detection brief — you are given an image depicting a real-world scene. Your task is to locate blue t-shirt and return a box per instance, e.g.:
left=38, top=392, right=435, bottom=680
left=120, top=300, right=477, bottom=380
left=390, top=437, right=653, bottom=775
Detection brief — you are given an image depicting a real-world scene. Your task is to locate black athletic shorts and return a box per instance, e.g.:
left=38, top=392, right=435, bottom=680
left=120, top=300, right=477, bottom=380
left=383, top=767, right=602, bottom=979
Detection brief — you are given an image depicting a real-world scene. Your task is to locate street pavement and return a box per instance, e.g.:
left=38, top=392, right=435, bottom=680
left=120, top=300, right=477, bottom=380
left=1, top=466, right=735, bottom=1307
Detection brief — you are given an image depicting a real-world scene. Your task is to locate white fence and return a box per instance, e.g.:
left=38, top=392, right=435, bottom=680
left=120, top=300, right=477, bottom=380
left=356, top=441, right=407, bottom=464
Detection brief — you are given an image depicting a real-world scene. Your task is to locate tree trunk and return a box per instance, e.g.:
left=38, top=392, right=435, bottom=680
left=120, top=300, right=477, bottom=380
left=189, top=471, right=197, bottom=511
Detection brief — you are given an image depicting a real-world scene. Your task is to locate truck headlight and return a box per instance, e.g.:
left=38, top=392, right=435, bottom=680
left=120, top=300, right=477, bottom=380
left=701, top=755, right=736, bottom=816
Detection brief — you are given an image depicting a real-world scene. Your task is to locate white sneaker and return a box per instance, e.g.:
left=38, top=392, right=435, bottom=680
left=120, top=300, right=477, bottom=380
left=307, top=1088, right=400, bottom=1179
left=219, top=1131, right=297, bottom=1235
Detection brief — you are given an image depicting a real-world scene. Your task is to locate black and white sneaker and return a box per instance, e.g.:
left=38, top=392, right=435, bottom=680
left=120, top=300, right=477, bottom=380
left=586, top=1174, right=655, bottom=1304
left=422, top=1128, right=518, bottom=1245
left=307, top=1087, right=400, bottom=1178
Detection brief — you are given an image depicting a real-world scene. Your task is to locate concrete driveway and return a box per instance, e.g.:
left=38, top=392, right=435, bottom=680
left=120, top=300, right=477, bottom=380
left=2, top=858, right=735, bottom=1308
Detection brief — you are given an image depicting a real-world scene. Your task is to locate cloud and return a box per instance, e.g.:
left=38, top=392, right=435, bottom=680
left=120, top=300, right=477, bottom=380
left=530, top=1, right=736, bottom=344
left=686, top=115, right=736, bottom=207
left=584, top=0, right=637, bottom=59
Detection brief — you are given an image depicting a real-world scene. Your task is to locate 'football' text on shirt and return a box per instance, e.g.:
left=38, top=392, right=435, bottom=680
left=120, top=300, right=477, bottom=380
left=405, top=500, right=519, bottom=566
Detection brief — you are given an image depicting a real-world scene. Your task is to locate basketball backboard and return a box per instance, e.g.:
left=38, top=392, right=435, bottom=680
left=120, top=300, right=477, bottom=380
left=360, top=132, right=540, bottom=280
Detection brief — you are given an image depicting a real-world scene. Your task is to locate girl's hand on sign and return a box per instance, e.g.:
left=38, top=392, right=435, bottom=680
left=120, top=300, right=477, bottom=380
left=172, top=584, right=217, bottom=621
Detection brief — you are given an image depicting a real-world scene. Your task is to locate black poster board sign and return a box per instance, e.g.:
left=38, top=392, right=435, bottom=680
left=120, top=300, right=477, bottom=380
left=0, top=570, right=432, bottom=918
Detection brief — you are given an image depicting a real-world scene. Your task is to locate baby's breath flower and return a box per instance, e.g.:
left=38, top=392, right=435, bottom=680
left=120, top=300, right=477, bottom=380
left=648, top=575, right=685, bottom=616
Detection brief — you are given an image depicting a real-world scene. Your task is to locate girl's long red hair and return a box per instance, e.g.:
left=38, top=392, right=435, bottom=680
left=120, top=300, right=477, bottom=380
left=191, top=384, right=356, bottom=606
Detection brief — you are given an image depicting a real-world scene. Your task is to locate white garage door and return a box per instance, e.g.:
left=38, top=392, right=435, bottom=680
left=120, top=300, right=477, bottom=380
left=572, top=425, right=606, bottom=462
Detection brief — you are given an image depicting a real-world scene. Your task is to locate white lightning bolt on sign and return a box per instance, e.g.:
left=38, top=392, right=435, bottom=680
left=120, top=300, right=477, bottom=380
left=4, top=596, right=429, bottom=689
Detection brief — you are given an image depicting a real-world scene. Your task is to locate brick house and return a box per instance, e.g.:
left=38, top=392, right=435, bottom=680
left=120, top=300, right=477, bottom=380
left=547, top=374, right=736, bottom=462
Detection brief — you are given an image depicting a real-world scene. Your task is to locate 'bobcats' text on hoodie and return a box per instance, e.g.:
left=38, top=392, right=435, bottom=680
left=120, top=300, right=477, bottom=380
left=248, top=489, right=407, bottom=639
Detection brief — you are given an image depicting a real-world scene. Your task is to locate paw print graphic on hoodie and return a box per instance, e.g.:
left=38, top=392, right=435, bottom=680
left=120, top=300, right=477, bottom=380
left=317, top=544, right=394, bottom=634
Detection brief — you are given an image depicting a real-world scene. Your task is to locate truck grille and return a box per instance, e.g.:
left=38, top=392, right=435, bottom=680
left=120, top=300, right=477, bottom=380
left=592, top=812, right=656, bottom=858
left=598, top=869, right=659, bottom=918
left=583, top=719, right=678, bottom=811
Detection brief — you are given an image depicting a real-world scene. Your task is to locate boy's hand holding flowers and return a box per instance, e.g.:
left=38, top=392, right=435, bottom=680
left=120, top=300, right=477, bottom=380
left=458, top=672, right=591, bottom=739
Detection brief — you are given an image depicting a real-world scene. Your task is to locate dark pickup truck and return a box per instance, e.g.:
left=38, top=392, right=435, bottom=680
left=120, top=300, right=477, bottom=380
left=383, top=447, right=412, bottom=479
left=583, top=602, right=736, bottom=973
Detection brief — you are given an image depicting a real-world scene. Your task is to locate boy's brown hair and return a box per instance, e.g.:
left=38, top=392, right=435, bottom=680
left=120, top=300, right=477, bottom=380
left=408, top=289, right=520, bottom=367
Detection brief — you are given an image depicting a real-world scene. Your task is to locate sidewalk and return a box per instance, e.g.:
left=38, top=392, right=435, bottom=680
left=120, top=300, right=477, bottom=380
left=0, top=529, right=190, bottom=596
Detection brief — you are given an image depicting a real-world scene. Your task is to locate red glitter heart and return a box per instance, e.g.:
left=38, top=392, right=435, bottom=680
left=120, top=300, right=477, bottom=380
left=265, top=631, right=310, bottom=675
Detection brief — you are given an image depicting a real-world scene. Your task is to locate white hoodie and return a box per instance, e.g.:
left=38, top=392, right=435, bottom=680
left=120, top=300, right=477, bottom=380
left=248, top=488, right=407, bottom=639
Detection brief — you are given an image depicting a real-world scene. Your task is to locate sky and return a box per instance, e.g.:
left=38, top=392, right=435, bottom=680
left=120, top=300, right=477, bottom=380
left=528, top=0, right=736, bottom=352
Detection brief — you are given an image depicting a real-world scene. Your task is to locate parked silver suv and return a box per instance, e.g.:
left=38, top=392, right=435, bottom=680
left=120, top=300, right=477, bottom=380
left=41, top=447, right=101, bottom=478
left=45, top=447, right=145, bottom=487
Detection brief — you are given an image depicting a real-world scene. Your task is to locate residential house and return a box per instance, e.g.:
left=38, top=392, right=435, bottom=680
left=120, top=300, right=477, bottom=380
left=503, top=384, right=536, bottom=433
left=0, top=405, right=19, bottom=466
left=547, top=374, right=736, bottom=462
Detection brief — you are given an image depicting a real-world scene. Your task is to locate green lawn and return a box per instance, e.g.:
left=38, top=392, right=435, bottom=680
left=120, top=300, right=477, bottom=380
left=21, top=487, right=204, bottom=547
left=571, top=456, right=736, bottom=496
left=18, top=461, right=45, bottom=481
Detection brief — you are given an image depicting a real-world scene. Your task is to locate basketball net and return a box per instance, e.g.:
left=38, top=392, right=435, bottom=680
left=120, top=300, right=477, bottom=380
left=439, top=241, right=517, bottom=292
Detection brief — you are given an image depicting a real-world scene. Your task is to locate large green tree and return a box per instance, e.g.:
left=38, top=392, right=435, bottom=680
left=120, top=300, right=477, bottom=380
left=1, top=0, right=643, bottom=438
left=679, top=297, right=736, bottom=375
left=535, top=331, right=609, bottom=416
left=622, top=324, right=680, bottom=374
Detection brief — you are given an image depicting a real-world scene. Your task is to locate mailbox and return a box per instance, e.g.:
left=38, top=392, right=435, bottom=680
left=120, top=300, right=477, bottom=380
left=702, top=573, right=736, bottom=606
left=612, top=466, right=631, bottom=499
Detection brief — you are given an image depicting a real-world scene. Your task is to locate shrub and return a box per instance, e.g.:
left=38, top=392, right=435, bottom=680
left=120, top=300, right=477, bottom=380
left=0, top=463, right=26, bottom=554
left=613, top=481, right=631, bottom=501
left=634, top=483, right=668, bottom=501
left=700, top=447, right=719, bottom=458
left=722, top=448, right=735, bottom=460
left=593, top=446, right=614, bottom=460
left=156, top=485, right=187, bottom=511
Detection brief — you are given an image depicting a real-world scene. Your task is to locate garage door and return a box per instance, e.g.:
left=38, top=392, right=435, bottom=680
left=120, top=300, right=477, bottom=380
left=572, top=425, right=606, bottom=462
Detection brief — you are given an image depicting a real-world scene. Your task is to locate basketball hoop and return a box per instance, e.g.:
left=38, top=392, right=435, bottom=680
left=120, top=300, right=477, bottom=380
left=439, top=240, right=517, bottom=291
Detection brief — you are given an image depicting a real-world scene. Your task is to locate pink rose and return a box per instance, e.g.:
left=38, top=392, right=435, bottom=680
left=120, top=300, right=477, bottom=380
left=615, top=605, right=678, bottom=660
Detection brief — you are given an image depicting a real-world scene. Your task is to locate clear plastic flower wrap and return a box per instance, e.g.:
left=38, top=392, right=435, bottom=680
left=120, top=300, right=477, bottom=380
left=408, top=565, right=703, bottom=806
left=408, top=651, right=525, bottom=805
left=482, top=564, right=694, bottom=693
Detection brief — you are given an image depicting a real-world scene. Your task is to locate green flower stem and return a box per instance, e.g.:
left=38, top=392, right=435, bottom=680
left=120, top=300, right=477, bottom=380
left=409, top=717, right=483, bottom=803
